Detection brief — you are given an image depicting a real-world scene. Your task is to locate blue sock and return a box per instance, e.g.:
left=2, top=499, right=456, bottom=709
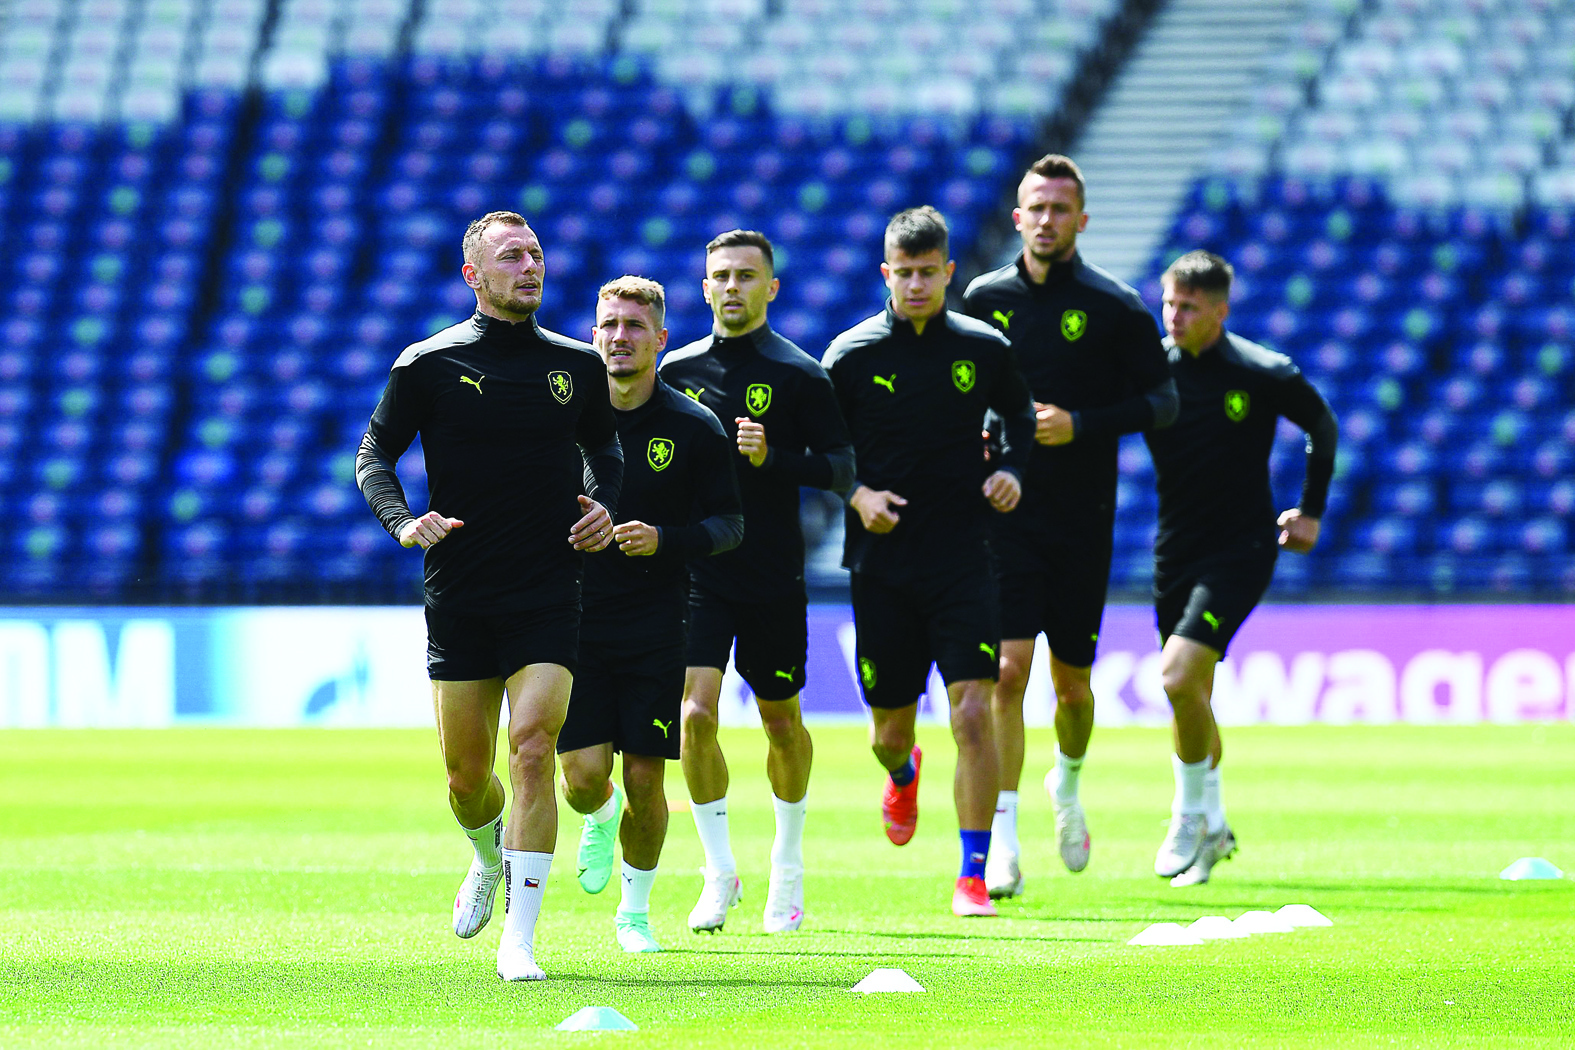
left=888, top=755, right=916, bottom=787
left=960, top=830, right=990, bottom=880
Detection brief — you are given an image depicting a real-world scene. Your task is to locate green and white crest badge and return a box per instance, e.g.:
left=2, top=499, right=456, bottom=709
left=745, top=383, right=772, bottom=416
left=547, top=370, right=573, bottom=404
left=1224, top=389, right=1250, bottom=422
left=647, top=437, right=675, bottom=472
left=1061, top=309, right=1088, bottom=342
left=951, top=360, right=976, bottom=393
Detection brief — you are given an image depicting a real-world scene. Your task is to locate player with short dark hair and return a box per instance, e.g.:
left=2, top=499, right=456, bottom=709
left=963, top=154, right=1178, bottom=897
left=658, top=230, right=855, bottom=934
left=1147, top=249, right=1337, bottom=886
left=557, top=276, right=744, bottom=952
left=356, top=210, right=623, bottom=981
left=824, top=205, right=1036, bottom=918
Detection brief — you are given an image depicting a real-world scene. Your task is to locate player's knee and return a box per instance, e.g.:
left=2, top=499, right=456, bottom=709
left=506, top=724, right=555, bottom=777
left=870, top=722, right=913, bottom=765
left=950, top=692, right=993, bottom=750
left=996, top=656, right=1030, bottom=698
left=681, top=697, right=718, bottom=743
left=445, top=760, right=491, bottom=803
left=1161, top=663, right=1207, bottom=707
left=1052, top=678, right=1094, bottom=712
left=758, top=704, right=803, bottom=745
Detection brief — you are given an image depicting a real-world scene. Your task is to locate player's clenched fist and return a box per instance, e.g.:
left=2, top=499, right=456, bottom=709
left=1276, top=508, right=1321, bottom=553
left=399, top=511, right=464, bottom=549
left=849, top=485, right=907, bottom=534
left=735, top=417, right=769, bottom=468
left=982, top=470, right=1021, bottom=513
left=1034, top=401, right=1075, bottom=446
left=614, top=521, right=659, bottom=556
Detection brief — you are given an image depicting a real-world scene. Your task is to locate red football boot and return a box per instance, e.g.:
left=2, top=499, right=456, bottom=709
left=881, top=745, right=922, bottom=845
left=951, top=875, right=998, bottom=917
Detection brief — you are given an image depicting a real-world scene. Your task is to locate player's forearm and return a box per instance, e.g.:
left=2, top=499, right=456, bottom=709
left=1074, top=378, right=1177, bottom=439
left=997, top=407, right=1036, bottom=475
left=659, top=514, right=744, bottom=559
left=579, top=434, right=624, bottom=519
left=1298, top=408, right=1339, bottom=517
left=355, top=432, right=416, bottom=540
left=762, top=445, right=855, bottom=493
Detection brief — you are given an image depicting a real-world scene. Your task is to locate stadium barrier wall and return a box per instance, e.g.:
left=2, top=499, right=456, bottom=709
left=0, top=605, right=1571, bottom=729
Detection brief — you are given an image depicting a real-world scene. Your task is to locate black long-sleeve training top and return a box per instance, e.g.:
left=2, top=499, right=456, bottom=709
left=356, top=311, right=623, bottom=613
left=963, top=252, right=1177, bottom=534
left=658, top=322, right=855, bottom=601
left=823, top=305, right=1036, bottom=585
left=1144, top=330, right=1338, bottom=567
left=581, top=379, right=744, bottom=647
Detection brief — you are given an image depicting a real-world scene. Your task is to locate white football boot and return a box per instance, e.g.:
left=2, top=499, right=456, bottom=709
left=1155, top=813, right=1209, bottom=879
left=687, top=868, right=742, bottom=933
left=984, top=849, right=1023, bottom=899
left=452, top=857, right=503, bottom=939
left=763, top=865, right=805, bottom=932
left=496, top=932, right=546, bottom=981
left=1171, top=824, right=1238, bottom=887
left=1053, top=797, right=1091, bottom=874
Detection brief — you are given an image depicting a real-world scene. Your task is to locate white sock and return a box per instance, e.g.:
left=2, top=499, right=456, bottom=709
left=588, top=786, right=618, bottom=823
left=501, top=849, right=552, bottom=949
left=618, top=862, right=656, bottom=916
left=1204, top=765, right=1226, bottom=831
left=1171, top=755, right=1209, bottom=817
left=990, top=790, right=1020, bottom=855
left=461, top=814, right=502, bottom=870
left=1053, top=751, right=1084, bottom=806
left=770, top=794, right=807, bottom=872
left=691, top=796, right=736, bottom=875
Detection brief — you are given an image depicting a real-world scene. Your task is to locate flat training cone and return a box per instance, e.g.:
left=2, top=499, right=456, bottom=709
left=1233, top=910, right=1296, bottom=934
left=1500, top=857, right=1564, bottom=881
left=1127, top=922, right=1203, bottom=946
left=556, top=1006, right=638, bottom=1031
left=1188, top=915, right=1250, bottom=940
left=852, top=968, right=925, bottom=993
left=1276, top=904, right=1333, bottom=927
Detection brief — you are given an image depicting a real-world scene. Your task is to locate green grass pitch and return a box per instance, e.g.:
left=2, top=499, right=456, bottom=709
left=1, top=724, right=1571, bottom=1048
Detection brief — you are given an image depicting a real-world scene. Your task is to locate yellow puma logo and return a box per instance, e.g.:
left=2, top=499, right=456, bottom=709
left=992, top=309, right=1013, bottom=330
left=872, top=374, right=895, bottom=393
left=460, top=375, right=484, bottom=394
left=979, top=642, right=997, bottom=660
left=774, top=667, right=795, bottom=681
left=652, top=718, right=672, bottom=738
left=684, top=387, right=705, bottom=401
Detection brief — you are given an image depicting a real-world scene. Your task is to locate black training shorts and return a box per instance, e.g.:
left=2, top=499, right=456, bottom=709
left=1155, top=540, right=1277, bottom=657
left=849, top=570, right=1000, bottom=710
left=686, top=585, right=808, bottom=702
left=557, top=639, right=684, bottom=759
left=425, top=601, right=580, bottom=681
left=995, top=530, right=1114, bottom=668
